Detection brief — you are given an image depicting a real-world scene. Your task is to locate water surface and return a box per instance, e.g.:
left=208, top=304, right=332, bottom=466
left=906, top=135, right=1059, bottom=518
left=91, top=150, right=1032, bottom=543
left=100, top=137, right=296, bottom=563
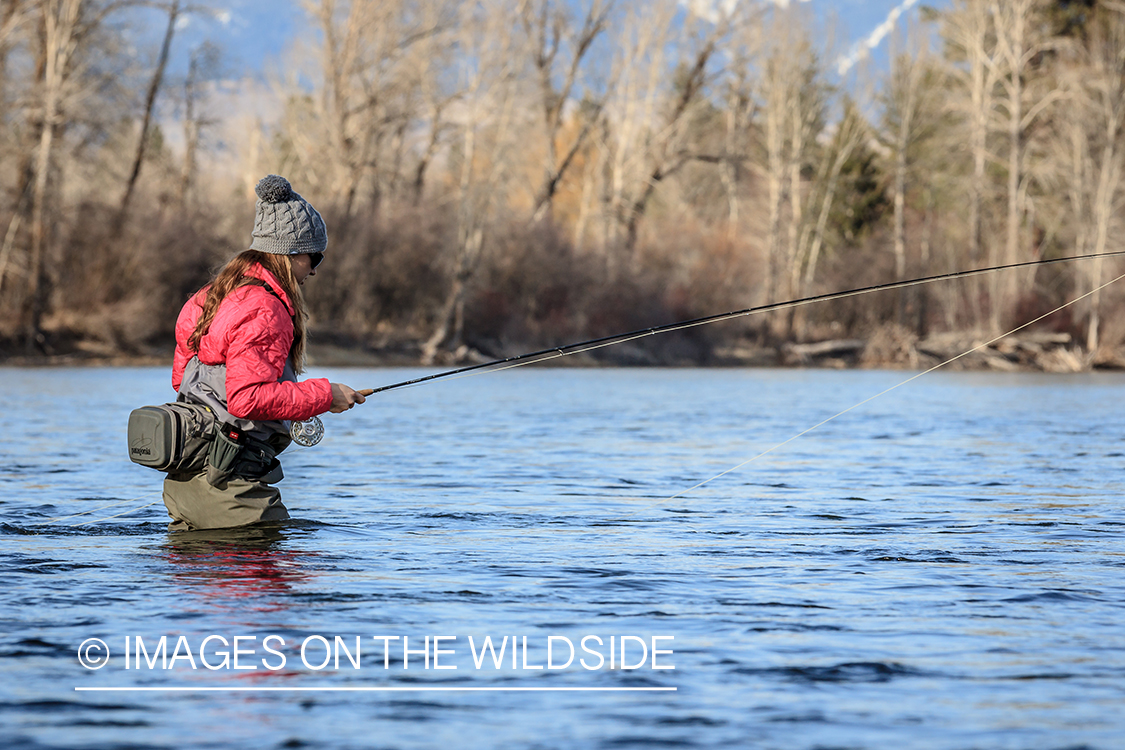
left=2, top=366, right=1123, bottom=749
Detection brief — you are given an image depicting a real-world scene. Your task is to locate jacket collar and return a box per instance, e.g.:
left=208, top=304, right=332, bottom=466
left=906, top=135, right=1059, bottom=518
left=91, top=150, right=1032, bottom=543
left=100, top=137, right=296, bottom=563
left=243, top=262, right=296, bottom=316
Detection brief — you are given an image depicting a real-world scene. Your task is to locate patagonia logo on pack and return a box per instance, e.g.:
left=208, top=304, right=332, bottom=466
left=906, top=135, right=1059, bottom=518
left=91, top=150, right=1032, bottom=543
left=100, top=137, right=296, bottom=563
left=130, top=438, right=154, bottom=456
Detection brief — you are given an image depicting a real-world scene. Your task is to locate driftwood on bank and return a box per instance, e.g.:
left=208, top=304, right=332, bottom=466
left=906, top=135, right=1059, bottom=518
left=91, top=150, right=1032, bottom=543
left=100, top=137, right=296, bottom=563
left=775, top=329, right=1097, bottom=372
left=914, top=331, right=1084, bottom=372
left=782, top=339, right=866, bottom=366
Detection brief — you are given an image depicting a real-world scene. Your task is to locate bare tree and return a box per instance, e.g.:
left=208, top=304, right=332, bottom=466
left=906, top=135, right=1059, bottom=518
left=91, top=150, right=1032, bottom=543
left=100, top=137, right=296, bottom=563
left=421, top=0, right=523, bottom=362
left=988, top=0, right=1061, bottom=326
left=749, top=5, right=827, bottom=335
left=1049, top=5, right=1125, bottom=353
left=941, top=0, right=1001, bottom=328
left=796, top=97, right=866, bottom=296
left=298, top=0, right=452, bottom=215
left=176, top=40, right=219, bottom=209
left=409, top=0, right=458, bottom=203
left=0, top=0, right=35, bottom=299
left=717, top=33, right=759, bottom=238
left=519, top=0, right=613, bottom=223
left=599, top=0, right=676, bottom=256
left=26, top=0, right=86, bottom=346
left=597, top=0, right=742, bottom=263
left=881, top=24, right=944, bottom=326
left=0, top=0, right=143, bottom=344
left=783, top=97, right=867, bottom=340
left=114, top=0, right=178, bottom=231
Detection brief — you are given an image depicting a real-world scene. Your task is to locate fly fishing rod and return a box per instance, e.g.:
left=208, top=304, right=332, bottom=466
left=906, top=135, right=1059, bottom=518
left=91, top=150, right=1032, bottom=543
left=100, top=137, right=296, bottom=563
left=356, top=250, right=1125, bottom=397
left=286, top=250, right=1123, bottom=447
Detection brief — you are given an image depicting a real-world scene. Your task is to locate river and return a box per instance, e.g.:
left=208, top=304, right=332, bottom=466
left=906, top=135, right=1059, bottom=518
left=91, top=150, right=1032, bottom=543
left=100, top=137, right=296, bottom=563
left=2, top=366, right=1123, bottom=749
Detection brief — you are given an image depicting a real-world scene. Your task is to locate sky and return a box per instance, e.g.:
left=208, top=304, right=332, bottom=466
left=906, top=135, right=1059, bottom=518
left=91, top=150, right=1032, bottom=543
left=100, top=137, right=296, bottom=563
left=164, top=0, right=954, bottom=84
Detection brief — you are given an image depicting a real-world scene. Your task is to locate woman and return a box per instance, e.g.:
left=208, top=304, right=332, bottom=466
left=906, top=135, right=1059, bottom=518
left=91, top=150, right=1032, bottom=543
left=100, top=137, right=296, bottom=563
left=163, top=174, right=365, bottom=531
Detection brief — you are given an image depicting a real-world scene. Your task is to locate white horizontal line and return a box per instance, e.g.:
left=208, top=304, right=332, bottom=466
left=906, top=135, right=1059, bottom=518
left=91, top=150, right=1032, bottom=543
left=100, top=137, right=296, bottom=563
left=75, top=686, right=676, bottom=692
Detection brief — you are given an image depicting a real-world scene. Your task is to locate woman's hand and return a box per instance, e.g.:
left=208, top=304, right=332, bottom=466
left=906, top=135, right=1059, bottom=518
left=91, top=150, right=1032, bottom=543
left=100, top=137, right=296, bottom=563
left=329, top=383, right=367, bottom=413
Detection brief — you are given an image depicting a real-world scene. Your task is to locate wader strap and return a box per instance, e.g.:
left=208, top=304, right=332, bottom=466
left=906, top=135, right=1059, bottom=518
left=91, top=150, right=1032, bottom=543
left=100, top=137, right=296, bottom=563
left=238, top=277, right=296, bottom=324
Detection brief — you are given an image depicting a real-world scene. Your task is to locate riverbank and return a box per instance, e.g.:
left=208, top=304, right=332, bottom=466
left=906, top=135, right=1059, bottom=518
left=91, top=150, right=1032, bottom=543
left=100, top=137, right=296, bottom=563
left=2, top=326, right=1121, bottom=373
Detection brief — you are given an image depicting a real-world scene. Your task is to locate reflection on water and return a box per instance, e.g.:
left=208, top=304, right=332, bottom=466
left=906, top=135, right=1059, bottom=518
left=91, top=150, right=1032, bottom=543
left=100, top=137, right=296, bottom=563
left=2, top=366, right=1125, bottom=749
left=160, top=524, right=315, bottom=606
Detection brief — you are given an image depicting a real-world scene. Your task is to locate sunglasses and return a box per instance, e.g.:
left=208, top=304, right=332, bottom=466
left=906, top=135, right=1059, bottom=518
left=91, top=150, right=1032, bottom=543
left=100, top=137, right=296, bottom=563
left=308, top=252, right=324, bottom=269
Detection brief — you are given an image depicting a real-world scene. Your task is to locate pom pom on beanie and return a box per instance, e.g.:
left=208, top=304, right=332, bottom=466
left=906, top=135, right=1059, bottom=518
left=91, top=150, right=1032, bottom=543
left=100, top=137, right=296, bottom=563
left=255, top=174, right=294, bottom=204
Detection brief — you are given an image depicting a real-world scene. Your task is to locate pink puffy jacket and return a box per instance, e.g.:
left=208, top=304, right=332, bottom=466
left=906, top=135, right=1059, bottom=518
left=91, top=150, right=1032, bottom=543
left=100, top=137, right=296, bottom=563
left=172, top=263, right=333, bottom=421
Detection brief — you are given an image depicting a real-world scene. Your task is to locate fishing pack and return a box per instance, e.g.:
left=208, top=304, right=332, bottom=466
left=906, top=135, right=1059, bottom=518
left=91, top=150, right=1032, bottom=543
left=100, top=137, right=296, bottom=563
left=127, top=399, right=283, bottom=486
left=127, top=401, right=216, bottom=474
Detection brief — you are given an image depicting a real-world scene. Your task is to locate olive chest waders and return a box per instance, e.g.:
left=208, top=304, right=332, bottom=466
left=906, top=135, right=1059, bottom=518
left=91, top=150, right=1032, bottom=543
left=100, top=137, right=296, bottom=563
left=128, top=357, right=296, bottom=531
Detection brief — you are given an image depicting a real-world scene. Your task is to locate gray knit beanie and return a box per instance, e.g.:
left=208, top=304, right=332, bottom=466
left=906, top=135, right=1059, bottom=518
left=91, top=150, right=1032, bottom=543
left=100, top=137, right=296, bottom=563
left=249, top=175, right=327, bottom=255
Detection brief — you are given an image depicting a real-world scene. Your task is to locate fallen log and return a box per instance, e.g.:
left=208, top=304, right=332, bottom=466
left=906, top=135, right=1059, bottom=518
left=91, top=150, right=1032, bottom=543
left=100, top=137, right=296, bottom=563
left=783, top=339, right=866, bottom=365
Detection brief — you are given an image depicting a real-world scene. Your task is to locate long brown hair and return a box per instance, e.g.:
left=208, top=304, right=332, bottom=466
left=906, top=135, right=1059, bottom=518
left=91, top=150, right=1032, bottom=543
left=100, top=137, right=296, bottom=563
left=188, top=250, right=309, bottom=373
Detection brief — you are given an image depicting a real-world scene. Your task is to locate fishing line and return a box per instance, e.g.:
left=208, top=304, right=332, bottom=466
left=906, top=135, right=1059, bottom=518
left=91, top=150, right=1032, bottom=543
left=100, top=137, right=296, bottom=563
left=663, top=269, right=1125, bottom=502
left=361, top=251, right=1125, bottom=395
left=70, top=499, right=163, bottom=527
left=35, top=493, right=160, bottom=525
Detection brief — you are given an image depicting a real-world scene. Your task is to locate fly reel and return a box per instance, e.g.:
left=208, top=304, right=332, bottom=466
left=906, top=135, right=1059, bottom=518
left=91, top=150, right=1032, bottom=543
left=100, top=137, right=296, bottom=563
left=289, top=416, right=324, bottom=447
